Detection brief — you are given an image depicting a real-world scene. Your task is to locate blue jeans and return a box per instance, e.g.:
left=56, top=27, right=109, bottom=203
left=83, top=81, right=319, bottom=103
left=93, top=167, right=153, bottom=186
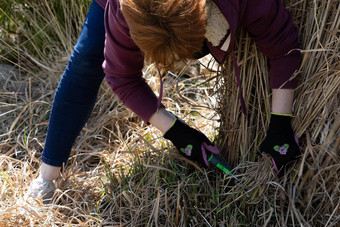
left=42, top=1, right=105, bottom=167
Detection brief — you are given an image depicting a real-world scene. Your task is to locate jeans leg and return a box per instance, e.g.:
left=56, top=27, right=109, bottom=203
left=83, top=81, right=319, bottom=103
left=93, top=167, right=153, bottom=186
left=42, top=1, right=106, bottom=167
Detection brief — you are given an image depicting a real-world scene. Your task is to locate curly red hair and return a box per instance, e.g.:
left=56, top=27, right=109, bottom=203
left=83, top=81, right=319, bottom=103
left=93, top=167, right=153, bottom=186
left=120, top=0, right=207, bottom=70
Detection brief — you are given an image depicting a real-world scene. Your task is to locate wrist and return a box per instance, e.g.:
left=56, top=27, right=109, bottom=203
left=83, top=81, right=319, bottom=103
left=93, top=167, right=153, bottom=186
left=271, top=89, right=294, bottom=114
left=149, top=108, right=176, bottom=134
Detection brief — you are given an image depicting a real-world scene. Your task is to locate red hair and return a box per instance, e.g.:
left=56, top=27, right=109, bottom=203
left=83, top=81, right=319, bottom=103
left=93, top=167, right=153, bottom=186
left=120, top=0, right=207, bottom=70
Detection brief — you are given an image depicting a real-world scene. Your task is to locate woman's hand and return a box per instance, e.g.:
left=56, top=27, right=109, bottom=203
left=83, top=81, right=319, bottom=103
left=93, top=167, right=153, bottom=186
left=149, top=108, right=219, bottom=166
left=163, top=117, right=220, bottom=167
left=260, top=113, right=301, bottom=176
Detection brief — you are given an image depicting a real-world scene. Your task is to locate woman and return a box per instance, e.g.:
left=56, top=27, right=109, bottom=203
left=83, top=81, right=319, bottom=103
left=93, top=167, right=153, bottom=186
left=26, top=0, right=301, bottom=204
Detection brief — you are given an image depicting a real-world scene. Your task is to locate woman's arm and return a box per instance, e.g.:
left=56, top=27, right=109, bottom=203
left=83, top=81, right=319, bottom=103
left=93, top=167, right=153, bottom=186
left=241, top=0, right=301, bottom=91
left=103, top=2, right=165, bottom=123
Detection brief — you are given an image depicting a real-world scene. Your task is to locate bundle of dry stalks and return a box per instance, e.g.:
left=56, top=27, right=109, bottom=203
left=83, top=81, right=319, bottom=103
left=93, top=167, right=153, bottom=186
left=0, top=0, right=339, bottom=226
left=215, top=0, right=340, bottom=225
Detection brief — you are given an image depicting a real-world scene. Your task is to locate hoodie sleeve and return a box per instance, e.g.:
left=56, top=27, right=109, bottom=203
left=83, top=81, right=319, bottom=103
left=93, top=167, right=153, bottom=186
left=241, top=0, right=301, bottom=89
left=102, top=1, right=161, bottom=122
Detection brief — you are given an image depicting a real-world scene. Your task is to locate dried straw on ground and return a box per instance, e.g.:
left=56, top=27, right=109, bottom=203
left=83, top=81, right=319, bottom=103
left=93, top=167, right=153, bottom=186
left=0, top=0, right=339, bottom=226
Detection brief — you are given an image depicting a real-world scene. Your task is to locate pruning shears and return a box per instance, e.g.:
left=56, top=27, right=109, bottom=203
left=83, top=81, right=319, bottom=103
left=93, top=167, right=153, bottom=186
left=208, top=153, right=238, bottom=181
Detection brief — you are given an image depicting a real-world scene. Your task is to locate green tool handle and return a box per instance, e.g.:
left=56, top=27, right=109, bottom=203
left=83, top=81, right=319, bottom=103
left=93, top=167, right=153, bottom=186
left=208, top=153, right=238, bottom=180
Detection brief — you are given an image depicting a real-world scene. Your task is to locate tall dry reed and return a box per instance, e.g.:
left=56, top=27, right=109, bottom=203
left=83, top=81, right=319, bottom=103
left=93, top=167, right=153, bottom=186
left=215, top=0, right=339, bottom=225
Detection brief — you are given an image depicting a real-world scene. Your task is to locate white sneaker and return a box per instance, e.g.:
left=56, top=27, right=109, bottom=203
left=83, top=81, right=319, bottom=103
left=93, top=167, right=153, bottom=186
left=25, top=177, right=56, bottom=204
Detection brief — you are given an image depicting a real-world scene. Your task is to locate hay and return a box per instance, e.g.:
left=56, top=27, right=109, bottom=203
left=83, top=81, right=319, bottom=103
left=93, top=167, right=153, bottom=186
left=216, top=0, right=340, bottom=225
left=0, top=0, right=339, bottom=226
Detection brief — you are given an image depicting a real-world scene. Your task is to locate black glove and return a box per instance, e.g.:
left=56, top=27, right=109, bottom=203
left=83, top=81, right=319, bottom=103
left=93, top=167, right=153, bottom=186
left=260, top=113, right=301, bottom=176
left=164, top=117, right=219, bottom=167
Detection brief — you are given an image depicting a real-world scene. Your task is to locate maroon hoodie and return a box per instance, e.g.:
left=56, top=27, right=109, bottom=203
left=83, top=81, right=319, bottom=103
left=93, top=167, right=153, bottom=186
left=95, top=0, right=301, bottom=122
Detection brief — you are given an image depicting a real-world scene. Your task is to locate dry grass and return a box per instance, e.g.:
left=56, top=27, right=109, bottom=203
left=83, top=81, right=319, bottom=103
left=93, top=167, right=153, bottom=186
left=215, top=0, right=340, bottom=225
left=0, top=0, right=339, bottom=226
